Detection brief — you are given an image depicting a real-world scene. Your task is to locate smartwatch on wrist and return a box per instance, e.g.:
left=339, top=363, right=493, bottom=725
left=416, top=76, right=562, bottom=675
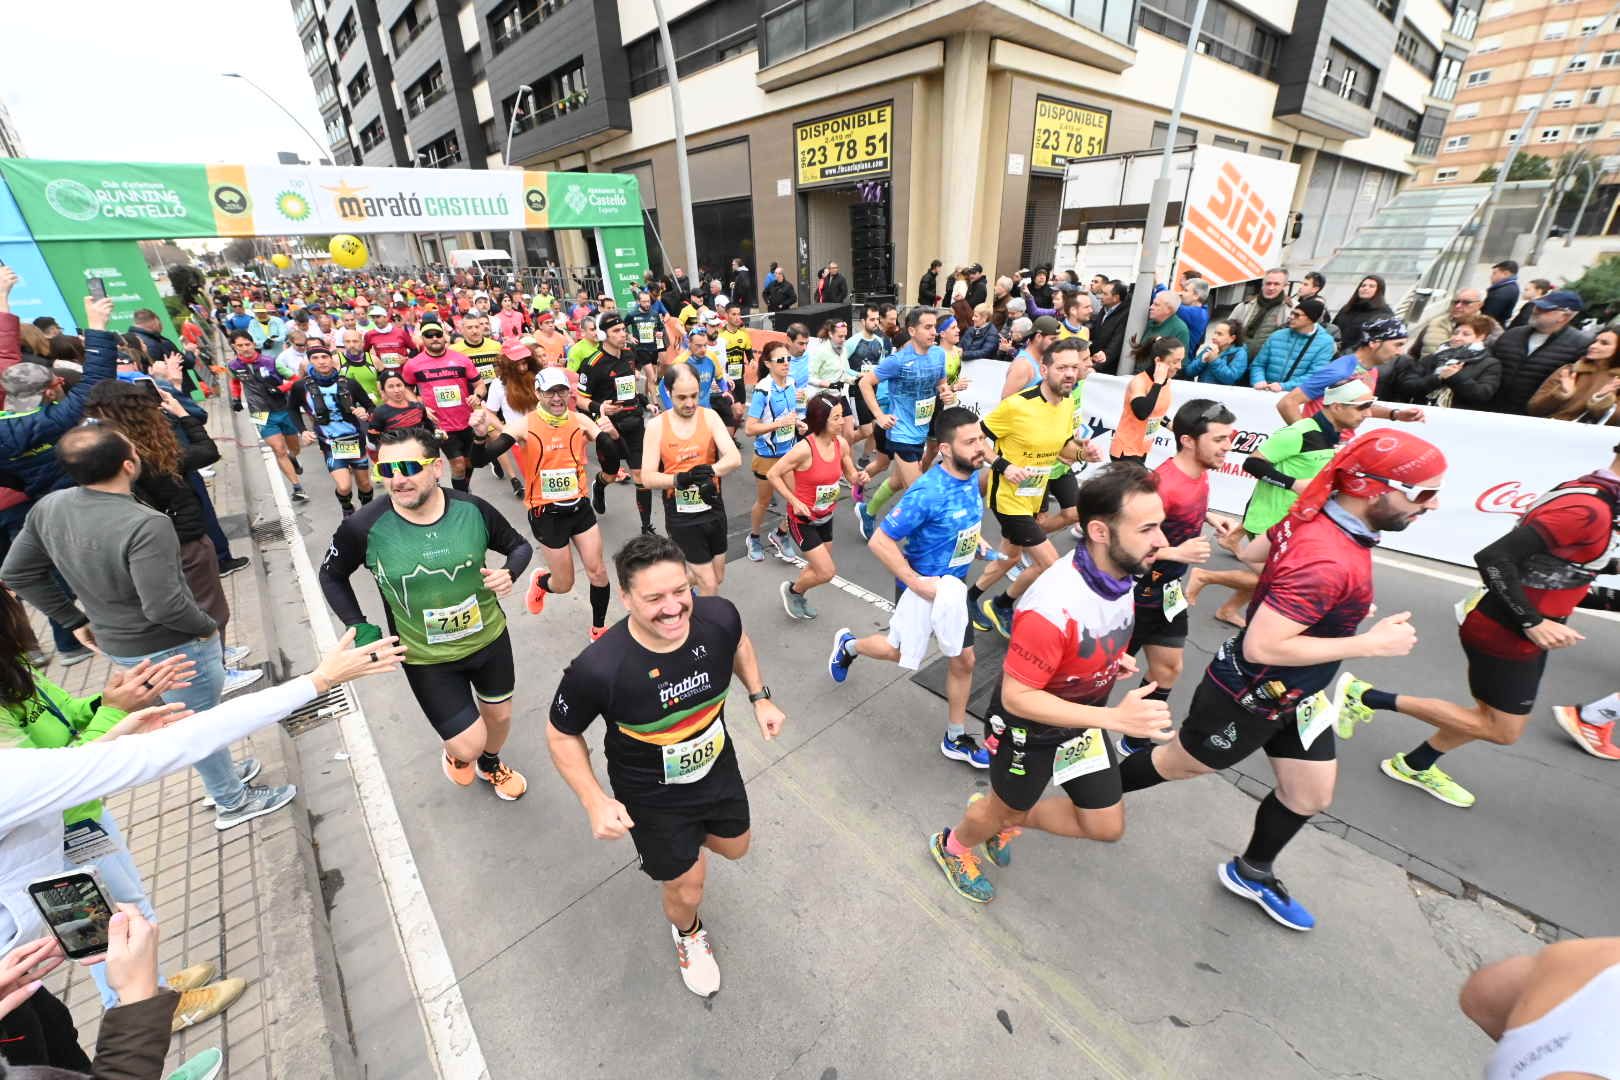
left=747, top=686, right=772, bottom=704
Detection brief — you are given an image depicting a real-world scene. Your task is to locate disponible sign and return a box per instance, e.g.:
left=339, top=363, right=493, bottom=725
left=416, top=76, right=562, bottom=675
left=1030, top=97, right=1110, bottom=174
left=955, top=368, right=1620, bottom=576
left=1173, top=147, right=1299, bottom=288
left=0, top=160, right=645, bottom=240
left=794, top=103, right=893, bottom=189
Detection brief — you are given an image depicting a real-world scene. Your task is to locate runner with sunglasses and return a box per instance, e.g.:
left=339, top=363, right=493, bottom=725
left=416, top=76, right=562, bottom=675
left=1332, top=441, right=1620, bottom=805
left=1118, top=429, right=1443, bottom=932
left=318, top=427, right=534, bottom=799
left=468, top=369, right=617, bottom=640
left=401, top=320, right=483, bottom=492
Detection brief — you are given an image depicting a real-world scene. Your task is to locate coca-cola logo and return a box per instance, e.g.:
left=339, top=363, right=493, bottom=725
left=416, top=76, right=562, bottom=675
left=1475, top=481, right=1541, bottom=515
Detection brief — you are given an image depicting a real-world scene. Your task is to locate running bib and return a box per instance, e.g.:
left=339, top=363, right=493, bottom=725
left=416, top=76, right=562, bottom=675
left=1294, top=690, right=1339, bottom=751
left=1052, top=729, right=1109, bottom=785
left=1455, top=586, right=1485, bottom=625
left=540, top=467, right=580, bottom=500
left=727, top=361, right=743, bottom=382
left=635, top=323, right=654, bottom=344
left=423, top=595, right=483, bottom=645
left=1145, top=418, right=1163, bottom=436
left=661, top=719, right=726, bottom=784
left=433, top=384, right=463, bottom=408
left=379, top=351, right=403, bottom=365
left=614, top=374, right=636, bottom=402
left=813, top=482, right=840, bottom=510
left=1014, top=464, right=1052, bottom=498
left=949, top=524, right=981, bottom=568
left=1162, top=578, right=1189, bottom=620
left=331, top=437, right=362, bottom=460
left=914, top=396, right=937, bottom=424
left=774, top=421, right=796, bottom=443
left=249, top=410, right=269, bottom=425
left=675, top=485, right=708, bottom=513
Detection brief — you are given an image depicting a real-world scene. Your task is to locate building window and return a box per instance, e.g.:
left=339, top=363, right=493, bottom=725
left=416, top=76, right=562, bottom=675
left=1138, top=0, right=1283, bottom=81
left=390, top=0, right=434, bottom=57
left=1368, top=0, right=1396, bottom=21
left=1505, top=130, right=1520, bottom=144
left=1444, top=134, right=1471, bottom=151
left=1586, top=87, right=1605, bottom=105
left=1450, top=4, right=1479, bottom=39
left=1517, top=94, right=1542, bottom=111
left=625, top=0, right=757, bottom=92
left=1454, top=102, right=1480, bottom=119
left=1574, top=123, right=1603, bottom=140
left=403, top=64, right=447, bottom=118
left=1150, top=121, right=1199, bottom=148
left=1602, top=50, right=1620, bottom=67
left=1259, top=145, right=1284, bottom=159
left=1465, top=69, right=1492, bottom=87
left=1213, top=134, right=1249, bottom=152
left=1538, top=128, right=1564, bottom=144
left=418, top=131, right=462, bottom=168
left=1475, top=36, right=1500, bottom=53
left=1436, top=167, right=1459, bottom=182
left=503, top=58, right=589, bottom=139
left=1580, top=17, right=1603, bottom=36
left=1544, top=21, right=1568, bottom=41
left=1530, top=57, right=1555, bottom=76
left=325, top=117, right=347, bottom=147
left=1374, top=95, right=1422, bottom=140
left=346, top=66, right=372, bottom=104
left=358, top=117, right=386, bottom=153
left=1551, top=91, right=1576, bottom=109
left=1433, top=56, right=1463, bottom=99
left=333, top=14, right=357, bottom=58
left=1320, top=41, right=1377, bottom=106
left=488, top=0, right=572, bottom=56
left=1415, top=134, right=1441, bottom=156
left=1569, top=54, right=1591, bottom=71
left=1395, top=21, right=1440, bottom=73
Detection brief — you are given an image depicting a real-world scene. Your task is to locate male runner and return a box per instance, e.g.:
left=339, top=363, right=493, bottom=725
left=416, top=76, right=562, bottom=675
left=226, top=329, right=306, bottom=501
left=319, top=427, right=533, bottom=799
left=548, top=534, right=786, bottom=996
left=626, top=290, right=668, bottom=377
left=643, top=365, right=742, bottom=596
left=363, top=305, right=415, bottom=374
left=1117, top=429, right=1442, bottom=930
left=468, top=369, right=615, bottom=640
left=660, top=327, right=737, bottom=428
left=582, top=313, right=659, bottom=533
left=402, top=320, right=483, bottom=491
left=716, top=304, right=754, bottom=402
left=844, top=304, right=890, bottom=470
left=1276, top=318, right=1425, bottom=424
left=996, top=315, right=1058, bottom=400
left=856, top=308, right=953, bottom=536
left=968, top=338, right=1096, bottom=636
left=931, top=464, right=1175, bottom=903
left=828, top=407, right=992, bottom=766
left=288, top=343, right=377, bottom=516
left=454, top=311, right=504, bottom=388
left=1334, top=441, right=1620, bottom=804
left=1115, top=400, right=1236, bottom=756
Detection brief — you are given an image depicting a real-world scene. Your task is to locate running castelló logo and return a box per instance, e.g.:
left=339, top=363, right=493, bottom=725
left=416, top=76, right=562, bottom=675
left=563, top=186, right=590, bottom=216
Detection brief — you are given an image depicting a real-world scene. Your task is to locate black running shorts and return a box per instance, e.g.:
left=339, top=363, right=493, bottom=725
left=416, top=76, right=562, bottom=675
left=668, top=514, right=729, bottom=564
left=625, top=792, right=752, bottom=881
left=787, top=515, right=834, bottom=553
left=1177, top=677, right=1336, bottom=770
left=529, top=501, right=598, bottom=550
left=986, top=708, right=1122, bottom=813
left=400, top=631, right=516, bottom=740
left=1462, top=640, right=1546, bottom=715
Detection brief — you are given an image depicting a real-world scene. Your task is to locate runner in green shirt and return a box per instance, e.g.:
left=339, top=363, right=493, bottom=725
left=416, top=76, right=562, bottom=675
left=318, top=427, right=535, bottom=800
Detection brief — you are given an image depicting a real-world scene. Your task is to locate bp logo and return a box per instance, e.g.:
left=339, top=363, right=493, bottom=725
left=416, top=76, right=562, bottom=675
left=43, top=178, right=99, bottom=222
left=524, top=187, right=546, bottom=213
left=563, top=186, right=589, bottom=215
left=212, top=184, right=249, bottom=216
left=275, top=190, right=312, bottom=222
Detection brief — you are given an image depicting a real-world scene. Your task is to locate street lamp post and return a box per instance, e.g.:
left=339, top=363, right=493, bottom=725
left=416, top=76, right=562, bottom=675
left=652, top=0, right=700, bottom=289
left=222, top=73, right=332, bottom=164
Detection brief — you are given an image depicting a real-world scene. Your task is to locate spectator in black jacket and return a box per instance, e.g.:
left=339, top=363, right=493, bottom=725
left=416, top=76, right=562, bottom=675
left=1507, top=277, right=1552, bottom=329
left=764, top=273, right=797, bottom=313
left=917, top=260, right=942, bottom=306
left=1332, top=275, right=1395, bottom=356
left=1386, top=313, right=1500, bottom=410
left=1089, top=280, right=1130, bottom=369
left=1483, top=260, right=1521, bottom=325
left=1488, top=289, right=1593, bottom=414
left=821, top=262, right=849, bottom=304
left=964, top=264, right=988, bottom=308
left=728, top=259, right=755, bottom=313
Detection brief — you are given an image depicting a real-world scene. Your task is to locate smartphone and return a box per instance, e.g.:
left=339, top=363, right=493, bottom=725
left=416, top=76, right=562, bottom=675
left=28, top=869, right=115, bottom=960
left=87, top=277, right=107, bottom=301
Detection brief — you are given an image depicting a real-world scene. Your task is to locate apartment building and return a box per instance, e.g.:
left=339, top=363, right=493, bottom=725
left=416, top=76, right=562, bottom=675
left=1414, top=0, right=1620, bottom=196
left=296, top=0, right=1477, bottom=291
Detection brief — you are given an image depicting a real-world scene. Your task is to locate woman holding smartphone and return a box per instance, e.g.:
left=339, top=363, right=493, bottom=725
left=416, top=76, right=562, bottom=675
left=0, top=630, right=403, bottom=1068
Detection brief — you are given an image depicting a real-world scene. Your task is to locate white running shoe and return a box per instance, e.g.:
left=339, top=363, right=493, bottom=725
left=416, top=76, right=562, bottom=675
left=222, top=667, right=265, bottom=696
left=670, top=923, right=720, bottom=997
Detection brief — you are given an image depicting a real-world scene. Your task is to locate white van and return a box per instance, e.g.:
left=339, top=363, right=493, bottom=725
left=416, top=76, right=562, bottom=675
left=448, top=249, right=515, bottom=272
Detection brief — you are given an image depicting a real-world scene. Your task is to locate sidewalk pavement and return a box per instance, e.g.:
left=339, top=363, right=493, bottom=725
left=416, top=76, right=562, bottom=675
left=36, top=396, right=355, bottom=1078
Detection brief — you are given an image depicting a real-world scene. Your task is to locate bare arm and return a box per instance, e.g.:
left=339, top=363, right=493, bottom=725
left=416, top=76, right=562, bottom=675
left=1241, top=603, right=1414, bottom=667
left=867, top=528, right=936, bottom=599
left=639, top=414, right=671, bottom=489
left=732, top=631, right=784, bottom=741
left=766, top=441, right=813, bottom=516
left=707, top=410, right=742, bottom=477
left=1276, top=387, right=1307, bottom=423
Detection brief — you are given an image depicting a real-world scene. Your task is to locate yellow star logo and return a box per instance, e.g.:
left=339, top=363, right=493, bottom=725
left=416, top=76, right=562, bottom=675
left=322, top=180, right=370, bottom=221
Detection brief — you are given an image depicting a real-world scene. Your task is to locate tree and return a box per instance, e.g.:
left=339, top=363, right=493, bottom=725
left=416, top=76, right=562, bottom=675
left=1475, top=154, right=1553, bottom=183
left=1564, top=255, right=1620, bottom=312
left=222, top=237, right=259, bottom=268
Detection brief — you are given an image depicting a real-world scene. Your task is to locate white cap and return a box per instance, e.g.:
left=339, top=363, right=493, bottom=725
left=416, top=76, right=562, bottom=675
left=537, top=368, right=570, bottom=392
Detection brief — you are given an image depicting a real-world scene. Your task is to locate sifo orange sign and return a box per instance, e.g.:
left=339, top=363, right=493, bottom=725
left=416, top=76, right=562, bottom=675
left=1174, top=148, right=1299, bottom=289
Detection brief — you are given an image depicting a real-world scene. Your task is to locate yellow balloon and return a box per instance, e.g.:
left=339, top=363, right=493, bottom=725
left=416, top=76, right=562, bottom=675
left=329, top=234, right=369, bottom=270
left=270, top=253, right=292, bottom=270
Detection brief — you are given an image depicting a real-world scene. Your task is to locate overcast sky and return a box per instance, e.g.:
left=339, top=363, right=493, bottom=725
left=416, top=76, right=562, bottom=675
left=2, top=1, right=332, bottom=165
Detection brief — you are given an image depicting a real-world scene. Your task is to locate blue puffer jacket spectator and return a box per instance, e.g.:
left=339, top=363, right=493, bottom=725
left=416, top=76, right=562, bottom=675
left=1184, top=343, right=1249, bottom=384
left=0, top=325, right=117, bottom=504
left=1247, top=302, right=1335, bottom=390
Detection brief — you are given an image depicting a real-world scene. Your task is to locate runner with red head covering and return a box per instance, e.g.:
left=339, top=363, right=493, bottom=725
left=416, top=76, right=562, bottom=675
left=1115, top=427, right=1444, bottom=931
left=1334, top=439, right=1620, bottom=805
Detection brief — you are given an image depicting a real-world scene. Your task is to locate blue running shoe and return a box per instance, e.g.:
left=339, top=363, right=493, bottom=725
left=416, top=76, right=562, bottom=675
left=1217, top=859, right=1315, bottom=931
left=746, top=534, right=765, bottom=562
left=980, top=595, right=1014, bottom=639
left=857, top=502, right=877, bottom=540
left=769, top=528, right=802, bottom=560
left=940, top=733, right=989, bottom=769
left=828, top=628, right=857, bottom=683
left=1117, top=734, right=1151, bottom=758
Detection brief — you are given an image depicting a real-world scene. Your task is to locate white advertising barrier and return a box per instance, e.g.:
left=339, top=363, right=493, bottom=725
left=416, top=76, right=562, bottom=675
left=955, top=362, right=1619, bottom=579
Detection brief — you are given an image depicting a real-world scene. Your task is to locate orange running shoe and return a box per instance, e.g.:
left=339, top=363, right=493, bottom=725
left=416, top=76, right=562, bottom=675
left=1552, top=705, right=1620, bottom=760
left=442, top=752, right=475, bottom=786
left=476, top=759, right=528, bottom=800
left=526, top=569, right=548, bottom=615
left=589, top=625, right=609, bottom=642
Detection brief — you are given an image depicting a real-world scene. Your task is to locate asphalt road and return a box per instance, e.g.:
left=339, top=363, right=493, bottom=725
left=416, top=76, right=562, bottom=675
left=264, top=440, right=1612, bottom=1079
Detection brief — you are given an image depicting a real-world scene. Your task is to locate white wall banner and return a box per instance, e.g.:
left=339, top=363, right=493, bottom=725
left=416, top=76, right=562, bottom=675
left=955, top=364, right=1619, bottom=574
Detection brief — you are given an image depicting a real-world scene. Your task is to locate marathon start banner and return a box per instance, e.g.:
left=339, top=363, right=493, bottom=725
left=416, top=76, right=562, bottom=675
left=0, top=160, right=646, bottom=241
left=957, top=363, right=1620, bottom=579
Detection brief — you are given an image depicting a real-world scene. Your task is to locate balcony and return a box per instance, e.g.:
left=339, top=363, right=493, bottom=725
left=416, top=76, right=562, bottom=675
left=758, top=0, right=1136, bottom=91
left=489, top=0, right=571, bottom=55
left=1321, top=67, right=1372, bottom=108
left=405, top=85, right=448, bottom=118
left=1275, top=69, right=1374, bottom=138
left=293, top=0, right=317, bottom=28
left=391, top=14, right=434, bottom=58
